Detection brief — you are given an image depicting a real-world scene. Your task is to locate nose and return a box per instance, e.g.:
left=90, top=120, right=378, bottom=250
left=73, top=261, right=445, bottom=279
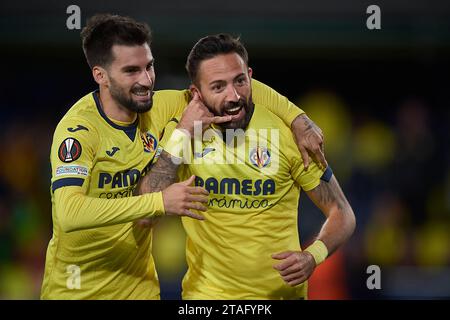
left=140, top=69, right=154, bottom=87
left=225, top=84, right=240, bottom=102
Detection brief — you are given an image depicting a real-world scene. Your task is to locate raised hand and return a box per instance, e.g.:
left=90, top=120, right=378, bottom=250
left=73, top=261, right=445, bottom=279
left=177, top=91, right=235, bottom=135
left=291, top=114, right=327, bottom=170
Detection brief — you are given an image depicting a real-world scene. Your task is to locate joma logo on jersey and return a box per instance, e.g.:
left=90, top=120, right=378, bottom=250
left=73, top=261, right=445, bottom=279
left=195, top=176, right=275, bottom=196
left=98, top=169, right=141, bottom=189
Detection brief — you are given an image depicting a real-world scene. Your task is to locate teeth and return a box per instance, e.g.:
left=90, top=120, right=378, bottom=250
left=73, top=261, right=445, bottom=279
left=227, top=106, right=241, bottom=112
left=133, top=90, right=149, bottom=96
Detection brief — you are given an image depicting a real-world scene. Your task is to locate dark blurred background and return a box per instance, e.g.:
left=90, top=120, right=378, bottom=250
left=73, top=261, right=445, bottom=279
left=0, top=0, right=449, bottom=299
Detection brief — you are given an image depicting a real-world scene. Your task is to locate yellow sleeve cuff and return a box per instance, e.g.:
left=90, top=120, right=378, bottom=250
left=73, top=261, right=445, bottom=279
left=305, top=240, right=328, bottom=266
left=143, top=191, right=166, bottom=216
left=287, top=107, right=305, bottom=126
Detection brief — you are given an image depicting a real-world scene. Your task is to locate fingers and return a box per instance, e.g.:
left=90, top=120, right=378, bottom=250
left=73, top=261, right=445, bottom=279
left=179, top=176, right=210, bottom=195
left=186, top=202, right=208, bottom=212
left=188, top=186, right=209, bottom=196
left=187, top=194, right=209, bottom=203
left=316, top=146, right=328, bottom=169
left=287, top=277, right=308, bottom=287
left=298, top=146, right=310, bottom=170
left=192, top=91, right=200, bottom=101
left=287, top=275, right=308, bottom=287
left=271, top=251, right=293, bottom=260
left=273, top=252, right=315, bottom=286
left=183, top=210, right=205, bottom=220
left=162, top=177, right=210, bottom=218
left=210, top=115, right=233, bottom=124
left=273, top=255, right=297, bottom=271
left=274, top=256, right=309, bottom=287
left=292, top=113, right=329, bottom=170
left=281, top=270, right=304, bottom=283
left=181, top=175, right=196, bottom=186
left=278, top=263, right=302, bottom=277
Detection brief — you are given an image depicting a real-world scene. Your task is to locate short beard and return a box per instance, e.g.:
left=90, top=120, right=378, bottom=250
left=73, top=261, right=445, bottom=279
left=109, top=77, right=153, bottom=113
left=207, top=96, right=255, bottom=131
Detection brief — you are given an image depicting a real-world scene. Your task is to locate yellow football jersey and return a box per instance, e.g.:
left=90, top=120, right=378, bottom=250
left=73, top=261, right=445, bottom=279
left=165, top=105, right=327, bottom=300
left=41, top=91, right=167, bottom=299
left=42, top=79, right=304, bottom=300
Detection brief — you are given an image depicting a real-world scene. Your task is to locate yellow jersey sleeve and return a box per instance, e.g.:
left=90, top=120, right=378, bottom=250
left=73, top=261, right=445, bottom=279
left=50, top=116, right=165, bottom=233
left=50, top=115, right=97, bottom=191
left=159, top=117, right=180, bottom=148
left=277, top=122, right=326, bottom=191
left=290, top=149, right=326, bottom=191
left=149, top=89, right=190, bottom=134
left=54, top=186, right=164, bottom=232
left=251, top=78, right=304, bottom=125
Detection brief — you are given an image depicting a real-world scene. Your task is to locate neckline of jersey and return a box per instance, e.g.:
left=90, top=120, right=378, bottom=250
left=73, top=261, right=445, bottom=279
left=92, top=90, right=139, bottom=131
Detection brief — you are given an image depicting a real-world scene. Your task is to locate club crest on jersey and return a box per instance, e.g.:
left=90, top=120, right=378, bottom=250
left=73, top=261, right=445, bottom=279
left=141, top=131, right=157, bottom=153
left=249, top=147, right=271, bottom=168
left=58, top=138, right=82, bottom=163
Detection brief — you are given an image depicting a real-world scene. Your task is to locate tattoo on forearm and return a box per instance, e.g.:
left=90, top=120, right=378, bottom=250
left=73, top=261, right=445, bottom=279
left=311, top=176, right=348, bottom=212
left=136, top=150, right=179, bottom=194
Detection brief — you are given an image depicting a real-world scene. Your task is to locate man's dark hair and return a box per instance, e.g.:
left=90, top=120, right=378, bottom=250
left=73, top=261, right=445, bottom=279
left=186, top=33, right=249, bottom=85
left=81, top=14, right=152, bottom=69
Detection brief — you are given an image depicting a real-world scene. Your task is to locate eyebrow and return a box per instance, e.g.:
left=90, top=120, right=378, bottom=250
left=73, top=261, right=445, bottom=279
left=120, top=59, right=154, bottom=72
left=209, top=79, right=226, bottom=86
left=208, top=73, right=245, bottom=86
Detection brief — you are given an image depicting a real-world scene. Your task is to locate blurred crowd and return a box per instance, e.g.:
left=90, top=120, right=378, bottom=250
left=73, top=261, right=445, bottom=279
left=299, top=91, right=450, bottom=299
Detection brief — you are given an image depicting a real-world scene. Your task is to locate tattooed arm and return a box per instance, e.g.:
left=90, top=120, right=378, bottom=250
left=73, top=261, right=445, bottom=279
left=272, top=175, right=355, bottom=286
left=305, top=175, right=356, bottom=256
left=133, top=150, right=169, bottom=228
left=134, top=150, right=207, bottom=227
left=291, top=114, right=327, bottom=170
left=135, top=150, right=179, bottom=195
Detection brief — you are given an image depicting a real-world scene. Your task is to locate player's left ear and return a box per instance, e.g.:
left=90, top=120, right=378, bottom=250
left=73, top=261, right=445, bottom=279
left=247, top=67, right=253, bottom=79
left=92, top=66, right=108, bottom=86
left=189, top=84, right=204, bottom=101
